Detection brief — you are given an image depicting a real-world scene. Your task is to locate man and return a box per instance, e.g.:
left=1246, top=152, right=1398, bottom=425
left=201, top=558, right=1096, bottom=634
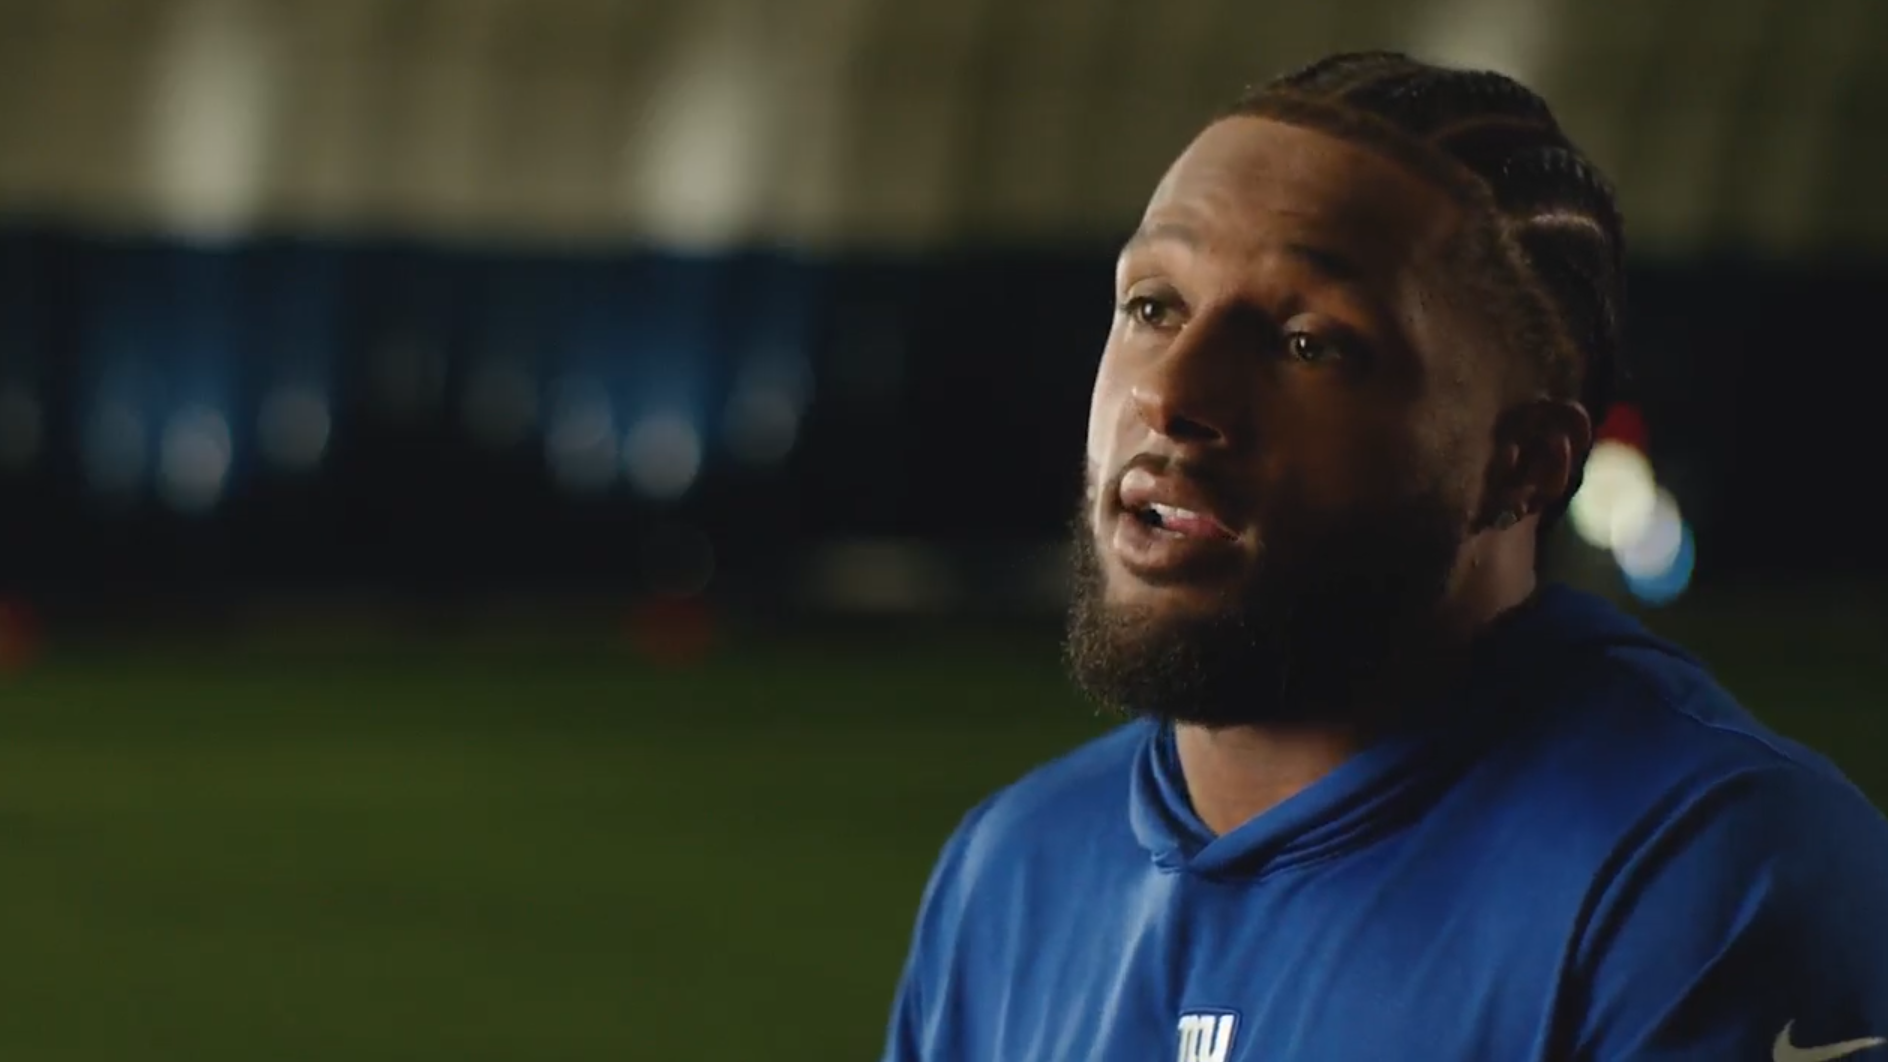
left=881, top=52, right=1888, bottom=1062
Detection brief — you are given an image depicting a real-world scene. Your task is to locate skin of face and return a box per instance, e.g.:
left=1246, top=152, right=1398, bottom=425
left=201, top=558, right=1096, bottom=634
left=1067, top=115, right=1587, bottom=750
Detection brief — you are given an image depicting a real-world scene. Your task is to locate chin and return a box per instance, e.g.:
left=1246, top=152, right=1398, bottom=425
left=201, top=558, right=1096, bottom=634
left=1064, top=466, right=1474, bottom=728
left=1067, top=529, right=1273, bottom=727
left=1102, top=562, right=1247, bottom=622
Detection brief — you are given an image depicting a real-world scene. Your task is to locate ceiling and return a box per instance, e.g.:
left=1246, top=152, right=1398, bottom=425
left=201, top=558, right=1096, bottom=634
left=0, top=0, right=1882, bottom=256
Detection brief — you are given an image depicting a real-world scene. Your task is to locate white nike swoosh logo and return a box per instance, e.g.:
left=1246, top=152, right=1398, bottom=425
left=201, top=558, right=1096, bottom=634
left=1774, top=1020, right=1888, bottom=1062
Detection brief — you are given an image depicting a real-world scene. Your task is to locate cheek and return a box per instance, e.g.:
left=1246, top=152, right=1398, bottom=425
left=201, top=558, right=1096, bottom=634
left=1365, top=415, right=1486, bottom=521
left=1085, top=345, right=1130, bottom=470
left=1258, top=398, right=1458, bottom=512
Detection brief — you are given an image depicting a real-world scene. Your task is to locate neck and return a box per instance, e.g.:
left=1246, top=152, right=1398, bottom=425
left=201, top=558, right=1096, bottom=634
left=1176, top=558, right=1537, bottom=837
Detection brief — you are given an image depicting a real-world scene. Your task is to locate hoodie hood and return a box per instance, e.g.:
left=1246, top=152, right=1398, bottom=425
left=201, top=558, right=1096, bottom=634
left=1127, top=583, right=1695, bottom=878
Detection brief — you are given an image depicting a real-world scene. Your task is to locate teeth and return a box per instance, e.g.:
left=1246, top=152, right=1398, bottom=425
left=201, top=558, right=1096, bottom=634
left=1150, top=503, right=1198, bottom=523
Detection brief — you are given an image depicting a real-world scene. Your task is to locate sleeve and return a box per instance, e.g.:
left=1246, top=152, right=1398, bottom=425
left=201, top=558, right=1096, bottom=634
left=880, top=794, right=1002, bottom=1062
left=1571, top=764, right=1888, bottom=1060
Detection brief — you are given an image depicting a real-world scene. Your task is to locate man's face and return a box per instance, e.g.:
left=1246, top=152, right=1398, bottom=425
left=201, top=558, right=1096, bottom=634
left=1065, top=116, right=1506, bottom=728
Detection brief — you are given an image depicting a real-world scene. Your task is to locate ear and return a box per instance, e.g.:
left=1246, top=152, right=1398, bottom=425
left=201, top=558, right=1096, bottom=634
left=1482, top=399, right=1594, bottom=527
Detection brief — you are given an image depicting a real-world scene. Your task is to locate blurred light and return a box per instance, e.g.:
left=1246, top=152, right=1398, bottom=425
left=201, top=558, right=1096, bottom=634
left=1568, top=440, right=1658, bottom=550
left=1613, top=489, right=1685, bottom=580
left=627, top=14, right=767, bottom=249
left=544, top=379, right=618, bottom=493
left=626, top=597, right=716, bottom=666
left=1596, top=402, right=1649, bottom=453
left=157, top=406, right=234, bottom=514
left=148, top=0, right=275, bottom=240
left=1621, top=518, right=1696, bottom=607
left=622, top=413, right=703, bottom=500
left=803, top=539, right=959, bottom=615
left=462, top=359, right=539, bottom=450
left=724, top=385, right=801, bottom=466
left=724, top=353, right=811, bottom=466
left=257, top=386, right=331, bottom=471
left=0, top=385, right=43, bottom=471
left=0, top=599, right=40, bottom=675
left=641, top=523, right=716, bottom=599
left=1409, top=0, right=1555, bottom=87
left=81, top=398, right=150, bottom=500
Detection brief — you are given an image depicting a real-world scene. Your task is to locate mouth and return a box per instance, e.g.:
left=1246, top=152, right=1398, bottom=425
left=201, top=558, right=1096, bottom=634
left=1130, top=502, right=1236, bottom=540
left=1109, top=466, right=1245, bottom=583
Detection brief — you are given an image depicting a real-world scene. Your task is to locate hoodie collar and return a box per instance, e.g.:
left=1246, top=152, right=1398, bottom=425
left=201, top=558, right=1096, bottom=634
left=1127, top=584, right=1682, bottom=878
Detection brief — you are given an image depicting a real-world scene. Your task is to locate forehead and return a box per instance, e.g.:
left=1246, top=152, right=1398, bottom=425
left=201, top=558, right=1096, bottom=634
left=1136, top=116, right=1465, bottom=279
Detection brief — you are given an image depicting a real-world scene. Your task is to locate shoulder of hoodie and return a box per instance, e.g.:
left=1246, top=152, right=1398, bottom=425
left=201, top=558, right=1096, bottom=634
left=929, top=720, right=1152, bottom=884
left=1532, top=633, right=1864, bottom=789
left=1470, top=630, right=1888, bottom=866
left=929, top=629, right=1884, bottom=887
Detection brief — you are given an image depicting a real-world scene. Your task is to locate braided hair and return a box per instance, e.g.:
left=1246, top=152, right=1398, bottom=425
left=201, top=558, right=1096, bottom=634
left=1227, top=52, right=1626, bottom=528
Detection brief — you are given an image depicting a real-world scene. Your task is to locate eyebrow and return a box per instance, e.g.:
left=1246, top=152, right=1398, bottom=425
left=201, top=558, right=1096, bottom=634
left=1120, top=221, right=1365, bottom=284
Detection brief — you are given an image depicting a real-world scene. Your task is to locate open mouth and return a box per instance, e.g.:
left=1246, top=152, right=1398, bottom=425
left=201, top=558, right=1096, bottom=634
left=1113, top=501, right=1244, bottom=584
left=1133, top=502, right=1237, bottom=540
left=1109, top=464, right=1245, bottom=582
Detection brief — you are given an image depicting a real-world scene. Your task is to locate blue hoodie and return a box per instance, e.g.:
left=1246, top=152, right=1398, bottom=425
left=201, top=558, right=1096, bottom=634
left=883, top=585, right=1888, bottom=1061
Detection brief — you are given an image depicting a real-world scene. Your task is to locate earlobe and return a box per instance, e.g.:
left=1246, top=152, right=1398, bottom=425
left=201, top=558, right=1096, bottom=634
left=1477, top=437, right=1526, bottom=531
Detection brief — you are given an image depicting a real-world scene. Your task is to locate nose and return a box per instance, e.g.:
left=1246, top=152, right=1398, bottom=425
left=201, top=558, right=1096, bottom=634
left=1128, top=322, right=1242, bottom=448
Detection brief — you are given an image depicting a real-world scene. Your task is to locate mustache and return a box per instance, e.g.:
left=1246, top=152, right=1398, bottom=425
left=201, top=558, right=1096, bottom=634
left=1087, top=452, right=1246, bottom=510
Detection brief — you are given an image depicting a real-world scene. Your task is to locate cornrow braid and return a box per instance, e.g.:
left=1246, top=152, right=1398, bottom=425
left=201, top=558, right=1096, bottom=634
left=1227, top=52, right=1627, bottom=529
left=1271, top=50, right=1412, bottom=95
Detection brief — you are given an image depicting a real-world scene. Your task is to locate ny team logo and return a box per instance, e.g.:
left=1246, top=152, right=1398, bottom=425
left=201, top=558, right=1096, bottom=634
left=1176, top=1010, right=1238, bottom=1062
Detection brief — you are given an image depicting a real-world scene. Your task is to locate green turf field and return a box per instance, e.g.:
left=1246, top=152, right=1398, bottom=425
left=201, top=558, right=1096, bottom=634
left=0, top=599, right=1880, bottom=1060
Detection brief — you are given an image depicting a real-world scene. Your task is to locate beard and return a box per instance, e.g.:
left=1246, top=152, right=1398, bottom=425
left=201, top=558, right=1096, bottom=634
left=1062, top=469, right=1471, bottom=730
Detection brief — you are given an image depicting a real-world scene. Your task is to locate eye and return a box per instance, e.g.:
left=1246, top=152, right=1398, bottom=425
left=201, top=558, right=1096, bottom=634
left=1285, top=331, right=1340, bottom=364
left=1119, top=293, right=1179, bottom=330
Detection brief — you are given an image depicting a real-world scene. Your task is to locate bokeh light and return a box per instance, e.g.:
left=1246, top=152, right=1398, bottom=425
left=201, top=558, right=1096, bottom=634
left=1614, top=489, right=1683, bottom=579
left=257, top=385, right=332, bottom=471
left=0, top=599, right=41, bottom=675
left=723, top=354, right=810, bottom=467
left=622, top=412, right=703, bottom=500
left=157, top=406, right=234, bottom=513
left=1568, top=440, right=1658, bottom=551
left=724, top=385, right=801, bottom=466
left=626, top=596, right=716, bottom=665
left=1570, top=425, right=1695, bottom=606
left=544, top=378, right=618, bottom=493
left=1621, top=520, right=1696, bottom=606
